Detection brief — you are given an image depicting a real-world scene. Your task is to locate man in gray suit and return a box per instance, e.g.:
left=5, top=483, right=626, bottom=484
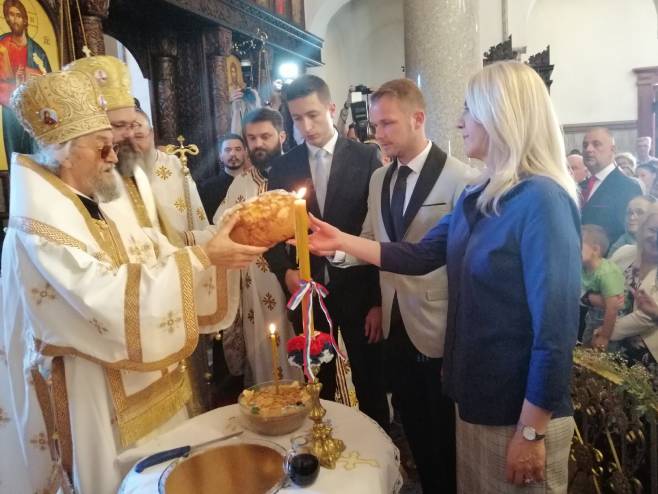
left=333, top=79, right=478, bottom=493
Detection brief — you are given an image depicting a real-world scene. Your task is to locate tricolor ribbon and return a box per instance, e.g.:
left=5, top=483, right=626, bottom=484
left=287, top=280, right=345, bottom=381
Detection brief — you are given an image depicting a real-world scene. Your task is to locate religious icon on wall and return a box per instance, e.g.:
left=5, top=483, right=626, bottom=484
left=226, top=55, right=245, bottom=94
left=0, top=0, right=59, bottom=171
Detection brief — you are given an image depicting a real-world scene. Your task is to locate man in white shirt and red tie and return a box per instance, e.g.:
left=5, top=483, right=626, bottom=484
left=581, top=127, right=642, bottom=248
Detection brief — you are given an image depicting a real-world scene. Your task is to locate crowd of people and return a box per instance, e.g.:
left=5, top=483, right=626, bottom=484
left=1, top=50, right=657, bottom=494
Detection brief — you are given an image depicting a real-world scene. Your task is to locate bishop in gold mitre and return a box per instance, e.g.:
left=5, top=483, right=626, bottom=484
left=63, top=56, right=255, bottom=412
left=64, top=55, right=241, bottom=324
left=0, top=68, right=266, bottom=494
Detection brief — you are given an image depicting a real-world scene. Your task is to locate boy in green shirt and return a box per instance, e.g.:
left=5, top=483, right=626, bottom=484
left=581, top=224, right=625, bottom=349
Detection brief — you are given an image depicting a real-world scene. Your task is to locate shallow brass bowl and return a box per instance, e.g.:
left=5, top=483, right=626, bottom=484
left=158, top=440, right=286, bottom=494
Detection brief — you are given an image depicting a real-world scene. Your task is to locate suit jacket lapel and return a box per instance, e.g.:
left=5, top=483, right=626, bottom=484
left=380, top=160, right=397, bottom=241
left=402, top=144, right=447, bottom=236
left=323, top=137, right=349, bottom=218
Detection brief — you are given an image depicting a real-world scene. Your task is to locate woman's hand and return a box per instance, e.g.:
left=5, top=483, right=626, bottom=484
left=634, top=288, right=658, bottom=319
left=505, top=429, right=546, bottom=486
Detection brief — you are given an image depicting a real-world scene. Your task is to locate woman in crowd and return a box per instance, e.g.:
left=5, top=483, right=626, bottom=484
left=636, top=162, right=657, bottom=194
left=615, top=152, right=637, bottom=177
left=305, top=61, right=580, bottom=492
left=608, top=195, right=655, bottom=256
left=608, top=205, right=658, bottom=377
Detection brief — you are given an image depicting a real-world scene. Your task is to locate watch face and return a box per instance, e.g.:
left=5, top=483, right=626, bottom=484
left=522, top=426, right=535, bottom=441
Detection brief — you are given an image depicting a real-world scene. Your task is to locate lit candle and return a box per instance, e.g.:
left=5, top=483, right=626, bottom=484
left=294, top=188, right=312, bottom=281
left=294, top=188, right=315, bottom=336
left=269, top=323, right=280, bottom=393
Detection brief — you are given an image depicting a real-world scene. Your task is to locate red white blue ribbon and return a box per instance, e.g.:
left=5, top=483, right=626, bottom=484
left=287, top=280, right=345, bottom=381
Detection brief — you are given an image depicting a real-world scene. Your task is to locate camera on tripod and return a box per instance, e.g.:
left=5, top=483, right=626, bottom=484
left=349, top=84, right=373, bottom=142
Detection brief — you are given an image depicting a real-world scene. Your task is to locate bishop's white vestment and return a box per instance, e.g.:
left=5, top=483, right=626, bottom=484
left=1, top=155, right=215, bottom=493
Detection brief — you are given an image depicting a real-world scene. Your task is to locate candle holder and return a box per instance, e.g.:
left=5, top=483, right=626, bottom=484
left=306, top=378, right=345, bottom=469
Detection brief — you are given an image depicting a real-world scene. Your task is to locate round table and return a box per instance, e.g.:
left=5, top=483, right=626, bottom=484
left=118, top=400, right=402, bottom=493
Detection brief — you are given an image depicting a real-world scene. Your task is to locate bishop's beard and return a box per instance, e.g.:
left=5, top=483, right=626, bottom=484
left=115, top=142, right=144, bottom=178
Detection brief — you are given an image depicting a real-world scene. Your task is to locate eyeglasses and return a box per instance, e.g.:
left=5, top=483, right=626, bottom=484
left=98, top=144, right=119, bottom=160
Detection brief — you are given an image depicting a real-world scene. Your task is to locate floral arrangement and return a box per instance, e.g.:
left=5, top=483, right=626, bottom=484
left=287, top=332, right=335, bottom=369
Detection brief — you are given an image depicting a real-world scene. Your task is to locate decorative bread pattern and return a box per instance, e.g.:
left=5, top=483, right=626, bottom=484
left=222, top=190, right=297, bottom=247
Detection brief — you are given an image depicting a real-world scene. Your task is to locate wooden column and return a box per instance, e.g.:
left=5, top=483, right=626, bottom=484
left=206, top=27, right=233, bottom=141
left=154, top=37, right=179, bottom=144
left=633, top=66, right=658, bottom=151
left=79, top=0, right=110, bottom=57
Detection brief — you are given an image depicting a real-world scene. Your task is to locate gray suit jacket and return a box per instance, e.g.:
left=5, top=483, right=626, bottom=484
left=338, top=143, right=479, bottom=357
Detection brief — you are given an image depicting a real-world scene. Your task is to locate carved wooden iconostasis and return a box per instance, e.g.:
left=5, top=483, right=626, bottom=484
left=104, top=0, right=323, bottom=180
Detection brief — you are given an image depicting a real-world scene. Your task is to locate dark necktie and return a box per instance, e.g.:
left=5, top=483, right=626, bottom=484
left=391, top=165, right=412, bottom=241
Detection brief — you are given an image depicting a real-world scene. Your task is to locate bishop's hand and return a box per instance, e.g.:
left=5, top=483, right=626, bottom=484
left=203, top=214, right=267, bottom=269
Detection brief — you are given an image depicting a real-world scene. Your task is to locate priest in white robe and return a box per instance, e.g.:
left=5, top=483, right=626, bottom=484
left=1, top=70, right=265, bottom=494
left=187, top=108, right=297, bottom=385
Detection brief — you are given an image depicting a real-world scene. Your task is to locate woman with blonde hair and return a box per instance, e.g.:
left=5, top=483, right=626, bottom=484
left=305, top=61, right=580, bottom=492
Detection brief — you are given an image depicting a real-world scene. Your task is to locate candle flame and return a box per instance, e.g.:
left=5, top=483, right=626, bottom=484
left=295, top=187, right=307, bottom=199
left=268, top=323, right=277, bottom=335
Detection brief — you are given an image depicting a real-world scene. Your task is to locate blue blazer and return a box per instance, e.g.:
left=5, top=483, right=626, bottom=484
left=381, top=176, right=581, bottom=425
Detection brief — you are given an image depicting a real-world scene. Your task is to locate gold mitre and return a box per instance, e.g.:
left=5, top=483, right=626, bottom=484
left=10, top=70, right=111, bottom=147
left=64, top=55, right=134, bottom=111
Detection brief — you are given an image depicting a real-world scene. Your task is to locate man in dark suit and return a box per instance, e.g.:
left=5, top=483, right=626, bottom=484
left=198, top=134, right=246, bottom=218
left=265, top=75, right=389, bottom=430
left=581, top=127, right=642, bottom=245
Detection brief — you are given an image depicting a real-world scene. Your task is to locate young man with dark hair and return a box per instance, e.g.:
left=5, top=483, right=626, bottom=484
left=242, top=107, right=285, bottom=171
left=264, top=74, right=390, bottom=430
left=198, top=133, right=247, bottom=217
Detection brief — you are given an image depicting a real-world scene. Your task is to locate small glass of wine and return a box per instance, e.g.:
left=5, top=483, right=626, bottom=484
left=284, top=436, right=320, bottom=487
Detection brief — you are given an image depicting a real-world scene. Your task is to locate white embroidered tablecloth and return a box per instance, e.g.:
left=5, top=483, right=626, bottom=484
left=118, top=400, right=402, bottom=494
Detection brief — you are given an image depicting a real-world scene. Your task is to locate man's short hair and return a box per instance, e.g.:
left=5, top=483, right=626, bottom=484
left=242, top=108, right=284, bottom=133
left=371, top=79, right=426, bottom=111
left=218, top=133, right=245, bottom=150
left=582, top=224, right=610, bottom=254
left=568, top=149, right=582, bottom=156
left=3, top=0, right=27, bottom=23
left=283, top=75, right=331, bottom=104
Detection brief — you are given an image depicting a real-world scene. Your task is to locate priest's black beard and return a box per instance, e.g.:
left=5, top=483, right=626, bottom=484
left=115, top=142, right=144, bottom=177
left=249, top=142, right=282, bottom=171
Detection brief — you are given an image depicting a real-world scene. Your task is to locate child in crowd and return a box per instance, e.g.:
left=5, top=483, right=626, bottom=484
left=581, top=224, right=625, bottom=349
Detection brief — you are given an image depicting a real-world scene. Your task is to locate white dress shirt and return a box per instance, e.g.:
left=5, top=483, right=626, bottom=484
left=390, top=140, right=432, bottom=213
left=589, top=162, right=616, bottom=199
left=306, top=130, right=339, bottom=214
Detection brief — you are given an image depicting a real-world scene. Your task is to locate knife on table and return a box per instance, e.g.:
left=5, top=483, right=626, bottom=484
left=134, top=430, right=244, bottom=473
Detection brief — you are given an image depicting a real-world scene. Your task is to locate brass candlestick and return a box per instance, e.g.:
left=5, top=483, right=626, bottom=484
left=306, top=379, right=345, bottom=468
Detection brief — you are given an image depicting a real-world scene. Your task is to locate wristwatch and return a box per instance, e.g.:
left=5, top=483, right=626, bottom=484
left=520, top=425, right=546, bottom=441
